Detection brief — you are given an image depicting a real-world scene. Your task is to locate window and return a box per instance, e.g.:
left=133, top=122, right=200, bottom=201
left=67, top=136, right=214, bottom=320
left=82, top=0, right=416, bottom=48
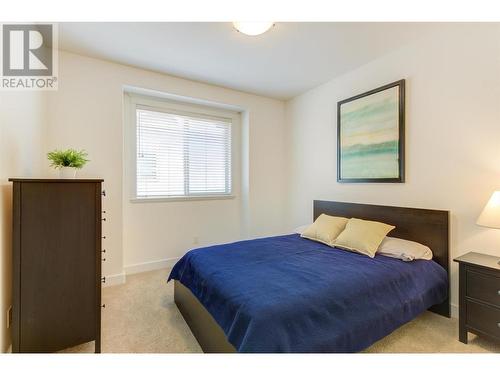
left=135, top=106, right=232, bottom=198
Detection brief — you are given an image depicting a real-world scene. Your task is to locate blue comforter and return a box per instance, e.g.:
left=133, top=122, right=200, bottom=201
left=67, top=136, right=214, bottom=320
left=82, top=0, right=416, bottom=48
left=168, top=234, right=448, bottom=353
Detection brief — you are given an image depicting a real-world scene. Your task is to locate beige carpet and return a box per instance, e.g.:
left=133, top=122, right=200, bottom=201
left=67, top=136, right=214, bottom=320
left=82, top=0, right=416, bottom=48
left=62, top=268, right=500, bottom=353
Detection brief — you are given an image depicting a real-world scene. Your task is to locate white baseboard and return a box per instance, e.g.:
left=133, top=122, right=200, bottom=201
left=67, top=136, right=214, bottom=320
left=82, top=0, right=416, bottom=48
left=102, top=258, right=179, bottom=287
left=450, top=303, right=458, bottom=319
left=104, top=272, right=126, bottom=287
left=124, top=257, right=180, bottom=275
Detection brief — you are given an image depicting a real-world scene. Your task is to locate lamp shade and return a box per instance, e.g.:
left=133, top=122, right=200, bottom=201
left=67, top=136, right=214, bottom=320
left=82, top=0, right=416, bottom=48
left=477, top=191, right=500, bottom=229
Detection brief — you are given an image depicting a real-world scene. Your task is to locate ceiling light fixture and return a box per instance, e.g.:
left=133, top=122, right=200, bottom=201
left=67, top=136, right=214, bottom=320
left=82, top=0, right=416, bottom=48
left=233, top=22, right=274, bottom=36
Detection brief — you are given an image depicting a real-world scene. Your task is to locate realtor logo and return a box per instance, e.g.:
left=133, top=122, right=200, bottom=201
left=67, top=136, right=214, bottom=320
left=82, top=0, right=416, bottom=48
left=1, top=23, right=58, bottom=90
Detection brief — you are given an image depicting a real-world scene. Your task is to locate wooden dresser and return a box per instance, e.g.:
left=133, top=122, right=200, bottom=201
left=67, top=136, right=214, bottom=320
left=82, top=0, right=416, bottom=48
left=9, top=178, right=104, bottom=353
left=454, top=252, right=500, bottom=344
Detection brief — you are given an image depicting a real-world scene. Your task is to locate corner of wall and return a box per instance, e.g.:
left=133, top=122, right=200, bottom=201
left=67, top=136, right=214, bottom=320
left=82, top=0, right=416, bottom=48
left=0, top=90, right=48, bottom=352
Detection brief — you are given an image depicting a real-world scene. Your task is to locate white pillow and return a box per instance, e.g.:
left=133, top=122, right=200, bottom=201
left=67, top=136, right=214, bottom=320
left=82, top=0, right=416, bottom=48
left=377, top=236, right=433, bottom=261
left=294, top=224, right=311, bottom=235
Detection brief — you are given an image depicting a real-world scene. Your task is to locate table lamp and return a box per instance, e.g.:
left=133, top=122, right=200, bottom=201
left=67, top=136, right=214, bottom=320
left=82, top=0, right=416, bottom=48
left=476, top=190, right=500, bottom=264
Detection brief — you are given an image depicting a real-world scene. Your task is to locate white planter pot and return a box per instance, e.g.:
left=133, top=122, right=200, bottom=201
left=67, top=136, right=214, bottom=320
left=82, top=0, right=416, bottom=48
left=59, top=167, right=77, bottom=179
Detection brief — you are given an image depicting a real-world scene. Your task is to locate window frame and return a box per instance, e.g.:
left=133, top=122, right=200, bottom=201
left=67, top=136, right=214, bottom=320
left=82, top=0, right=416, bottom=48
left=127, top=94, right=239, bottom=202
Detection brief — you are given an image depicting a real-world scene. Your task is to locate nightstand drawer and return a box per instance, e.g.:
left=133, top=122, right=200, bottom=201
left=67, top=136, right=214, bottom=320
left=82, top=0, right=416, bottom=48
left=466, top=300, right=500, bottom=340
left=466, top=269, right=500, bottom=307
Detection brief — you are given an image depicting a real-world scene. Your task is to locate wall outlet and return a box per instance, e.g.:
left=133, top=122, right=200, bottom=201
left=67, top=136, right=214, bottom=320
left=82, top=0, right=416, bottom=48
left=6, top=306, right=12, bottom=329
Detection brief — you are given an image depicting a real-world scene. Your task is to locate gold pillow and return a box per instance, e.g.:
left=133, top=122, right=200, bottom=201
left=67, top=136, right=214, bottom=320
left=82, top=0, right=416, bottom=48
left=334, top=218, right=395, bottom=258
left=301, top=214, right=349, bottom=246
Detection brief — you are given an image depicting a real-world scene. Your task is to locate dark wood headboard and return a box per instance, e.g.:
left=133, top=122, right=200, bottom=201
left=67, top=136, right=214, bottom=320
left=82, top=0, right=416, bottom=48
left=313, top=200, right=450, bottom=317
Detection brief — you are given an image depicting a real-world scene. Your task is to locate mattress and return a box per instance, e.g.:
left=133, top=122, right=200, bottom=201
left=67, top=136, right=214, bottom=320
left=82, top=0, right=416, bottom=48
left=168, top=234, right=448, bottom=352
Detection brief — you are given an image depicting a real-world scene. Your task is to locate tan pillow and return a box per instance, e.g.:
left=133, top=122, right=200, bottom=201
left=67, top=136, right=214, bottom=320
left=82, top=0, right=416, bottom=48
left=334, top=218, right=395, bottom=258
left=301, top=214, right=349, bottom=246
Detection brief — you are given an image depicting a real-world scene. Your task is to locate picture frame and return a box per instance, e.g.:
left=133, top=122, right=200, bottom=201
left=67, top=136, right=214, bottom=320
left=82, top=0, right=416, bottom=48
left=337, top=79, right=405, bottom=183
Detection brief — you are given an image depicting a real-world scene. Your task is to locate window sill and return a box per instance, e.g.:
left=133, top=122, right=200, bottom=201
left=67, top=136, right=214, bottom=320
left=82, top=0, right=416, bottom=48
left=130, top=195, right=236, bottom=203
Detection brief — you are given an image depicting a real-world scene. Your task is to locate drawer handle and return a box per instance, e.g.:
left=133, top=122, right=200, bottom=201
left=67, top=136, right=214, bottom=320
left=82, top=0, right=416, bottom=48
left=497, top=290, right=500, bottom=296
left=498, top=322, right=500, bottom=329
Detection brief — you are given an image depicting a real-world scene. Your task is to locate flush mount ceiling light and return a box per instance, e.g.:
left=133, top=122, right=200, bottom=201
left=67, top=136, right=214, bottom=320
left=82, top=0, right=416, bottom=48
left=233, top=22, right=274, bottom=36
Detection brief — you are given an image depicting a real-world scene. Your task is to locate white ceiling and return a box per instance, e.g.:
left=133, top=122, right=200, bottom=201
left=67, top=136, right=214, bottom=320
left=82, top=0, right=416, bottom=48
left=59, top=22, right=435, bottom=100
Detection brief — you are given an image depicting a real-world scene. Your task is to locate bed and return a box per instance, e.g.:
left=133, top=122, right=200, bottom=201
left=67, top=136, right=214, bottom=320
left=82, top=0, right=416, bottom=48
left=168, top=200, right=450, bottom=353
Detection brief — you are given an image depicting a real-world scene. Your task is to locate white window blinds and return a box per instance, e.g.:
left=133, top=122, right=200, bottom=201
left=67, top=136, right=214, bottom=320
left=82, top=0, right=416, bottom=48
left=136, top=107, right=232, bottom=198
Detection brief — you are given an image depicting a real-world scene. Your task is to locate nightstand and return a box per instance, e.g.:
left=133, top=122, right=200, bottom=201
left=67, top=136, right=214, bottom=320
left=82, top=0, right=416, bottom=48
left=454, top=252, right=500, bottom=344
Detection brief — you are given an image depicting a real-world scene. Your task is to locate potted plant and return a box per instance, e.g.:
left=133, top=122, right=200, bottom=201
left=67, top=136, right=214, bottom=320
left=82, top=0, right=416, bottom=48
left=47, top=149, right=89, bottom=178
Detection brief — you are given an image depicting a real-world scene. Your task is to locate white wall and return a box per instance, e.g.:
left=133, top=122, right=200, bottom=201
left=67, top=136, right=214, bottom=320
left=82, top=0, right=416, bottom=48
left=0, top=91, right=46, bottom=352
left=285, top=23, right=500, bottom=315
left=45, top=51, right=288, bottom=281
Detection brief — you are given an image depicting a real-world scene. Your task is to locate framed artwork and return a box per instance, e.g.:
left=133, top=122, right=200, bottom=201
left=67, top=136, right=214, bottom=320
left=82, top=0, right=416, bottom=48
left=337, top=79, right=405, bottom=183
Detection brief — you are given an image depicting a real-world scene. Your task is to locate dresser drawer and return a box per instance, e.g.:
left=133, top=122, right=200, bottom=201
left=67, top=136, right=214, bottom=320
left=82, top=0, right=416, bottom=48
left=466, top=300, right=500, bottom=339
left=466, top=269, right=500, bottom=307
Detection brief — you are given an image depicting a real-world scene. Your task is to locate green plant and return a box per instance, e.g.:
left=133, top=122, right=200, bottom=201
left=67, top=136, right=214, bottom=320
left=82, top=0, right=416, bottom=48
left=47, top=149, right=89, bottom=169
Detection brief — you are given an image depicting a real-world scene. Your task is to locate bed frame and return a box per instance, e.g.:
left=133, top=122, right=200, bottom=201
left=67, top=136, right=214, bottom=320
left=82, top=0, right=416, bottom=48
left=174, top=200, right=450, bottom=353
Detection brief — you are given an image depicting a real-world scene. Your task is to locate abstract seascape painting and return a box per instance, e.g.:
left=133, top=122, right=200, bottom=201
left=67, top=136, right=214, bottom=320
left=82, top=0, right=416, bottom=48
left=337, top=80, right=405, bottom=183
